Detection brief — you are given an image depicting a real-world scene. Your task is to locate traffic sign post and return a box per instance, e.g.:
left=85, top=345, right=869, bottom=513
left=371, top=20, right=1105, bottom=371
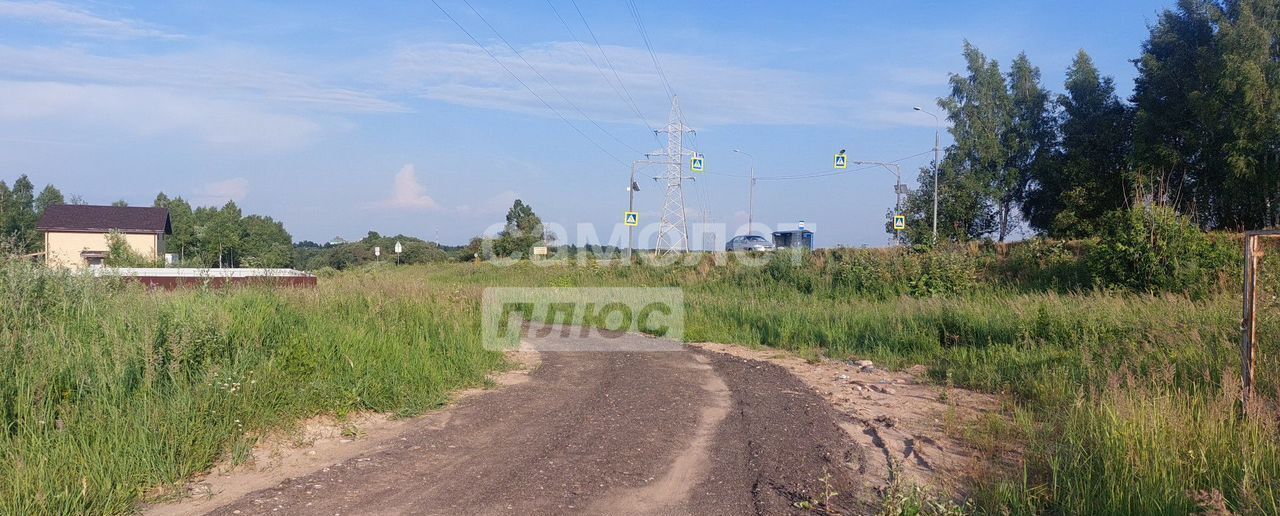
left=624, top=211, right=639, bottom=227
left=893, top=215, right=906, bottom=231
left=690, top=156, right=704, bottom=173
left=834, top=154, right=847, bottom=169
left=394, top=241, right=403, bottom=265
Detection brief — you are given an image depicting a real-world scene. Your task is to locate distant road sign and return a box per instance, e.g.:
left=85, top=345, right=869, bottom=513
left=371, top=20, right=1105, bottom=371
left=394, top=241, right=403, bottom=254
left=834, top=154, right=847, bottom=169
left=893, top=214, right=906, bottom=231
left=374, top=246, right=381, bottom=257
left=624, top=211, right=639, bottom=227
left=690, top=156, right=704, bottom=173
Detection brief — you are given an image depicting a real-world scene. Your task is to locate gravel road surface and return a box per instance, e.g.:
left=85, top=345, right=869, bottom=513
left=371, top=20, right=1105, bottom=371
left=207, top=328, right=866, bottom=515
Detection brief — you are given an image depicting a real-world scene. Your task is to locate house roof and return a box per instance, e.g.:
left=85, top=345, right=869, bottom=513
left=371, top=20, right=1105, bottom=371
left=37, top=205, right=172, bottom=235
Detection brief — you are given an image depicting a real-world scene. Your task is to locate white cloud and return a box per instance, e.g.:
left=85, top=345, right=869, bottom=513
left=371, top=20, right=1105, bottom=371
left=389, top=41, right=863, bottom=127
left=0, top=1, right=180, bottom=39
left=382, top=164, right=441, bottom=211
left=385, top=41, right=967, bottom=130
left=0, top=80, right=322, bottom=150
left=0, top=42, right=408, bottom=150
left=0, top=45, right=406, bottom=114
left=193, top=177, right=249, bottom=206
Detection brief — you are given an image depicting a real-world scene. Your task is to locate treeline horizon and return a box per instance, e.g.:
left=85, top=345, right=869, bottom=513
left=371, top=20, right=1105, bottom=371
left=0, top=174, right=295, bottom=268
left=900, top=0, right=1280, bottom=244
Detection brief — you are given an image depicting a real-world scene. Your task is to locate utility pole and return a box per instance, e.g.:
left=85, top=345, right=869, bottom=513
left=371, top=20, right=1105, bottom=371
left=653, top=96, right=696, bottom=256
left=732, top=149, right=756, bottom=235
left=625, top=159, right=658, bottom=260
left=851, top=160, right=905, bottom=245
left=915, top=107, right=942, bottom=243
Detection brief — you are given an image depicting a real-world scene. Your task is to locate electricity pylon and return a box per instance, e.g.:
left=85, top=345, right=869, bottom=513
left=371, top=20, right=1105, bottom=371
left=652, top=96, right=695, bottom=256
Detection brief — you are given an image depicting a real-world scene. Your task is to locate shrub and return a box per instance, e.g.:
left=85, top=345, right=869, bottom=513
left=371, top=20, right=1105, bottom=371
left=908, top=250, right=978, bottom=297
left=1086, top=206, right=1233, bottom=295
left=105, top=230, right=161, bottom=267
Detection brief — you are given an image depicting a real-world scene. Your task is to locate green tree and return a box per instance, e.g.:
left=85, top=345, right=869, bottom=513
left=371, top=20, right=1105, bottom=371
left=34, top=185, right=64, bottom=218
left=199, top=201, right=243, bottom=267
left=995, top=53, right=1055, bottom=240
left=901, top=42, right=1009, bottom=243
left=494, top=199, right=546, bottom=257
left=239, top=215, right=292, bottom=268
left=1007, top=53, right=1061, bottom=235
left=1131, top=1, right=1219, bottom=221
left=163, top=196, right=197, bottom=263
left=3, top=175, right=37, bottom=252
left=1044, top=51, right=1133, bottom=237
left=1212, top=0, right=1280, bottom=228
left=111, top=199, right=129, bottom=207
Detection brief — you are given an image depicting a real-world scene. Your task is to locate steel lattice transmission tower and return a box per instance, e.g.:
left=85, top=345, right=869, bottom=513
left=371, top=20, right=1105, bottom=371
left=652, top=96, right=695, bottom=256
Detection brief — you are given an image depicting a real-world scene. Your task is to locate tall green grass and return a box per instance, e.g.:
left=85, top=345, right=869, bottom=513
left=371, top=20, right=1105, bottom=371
left=3, top=246, right=1275, bottom=514
left=0, top=262, right=501, bottom=514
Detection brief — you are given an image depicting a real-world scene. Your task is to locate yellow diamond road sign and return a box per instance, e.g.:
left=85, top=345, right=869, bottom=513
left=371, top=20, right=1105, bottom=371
left=690, top=156, right=704, bottom=173
left=834, top=154, right=847, bottom=169
left=624, top=211, right=639, bottom=227
left=893, top=214, right=906, bottom=231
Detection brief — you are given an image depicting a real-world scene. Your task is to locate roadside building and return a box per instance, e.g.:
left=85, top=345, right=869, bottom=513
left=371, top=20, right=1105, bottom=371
left=37, top=205, right=172, bottom=269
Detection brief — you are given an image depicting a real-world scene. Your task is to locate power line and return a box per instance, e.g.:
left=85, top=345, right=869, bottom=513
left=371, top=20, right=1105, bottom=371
left=571, top=0, right=655, bottom=138
left=546, top=0, right=655, bottom=133
left=459, top=0, right=646, bottom=156
left=705, top=149, right=935, bottom=181
left=625, top=0, right=674, bottom=100
left=429, top=0, right=628, bottom=166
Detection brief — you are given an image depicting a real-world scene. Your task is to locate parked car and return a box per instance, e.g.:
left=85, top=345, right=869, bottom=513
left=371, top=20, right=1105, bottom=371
left=726, top=234, right=775, bottom=252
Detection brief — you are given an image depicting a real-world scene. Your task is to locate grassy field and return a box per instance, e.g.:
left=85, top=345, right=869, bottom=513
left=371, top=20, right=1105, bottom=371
left=0, top=261, right=502, bottom=514
left=3, top=247, right=1278, bottom=514
left=405, top=253, right=1279, bottom=515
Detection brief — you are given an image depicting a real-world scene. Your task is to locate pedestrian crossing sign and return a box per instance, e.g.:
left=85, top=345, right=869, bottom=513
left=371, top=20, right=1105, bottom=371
left=624, top=211, right=639, bottom=227
left=893, top=214, right=906, bottom=231
left=690, top=156, right=704, bottom=173
left=834, top=154, right=847, bottom=169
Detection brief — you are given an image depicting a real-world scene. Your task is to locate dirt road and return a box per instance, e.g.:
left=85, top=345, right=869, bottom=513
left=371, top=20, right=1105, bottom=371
left=197, top=328, right=868, bottom=515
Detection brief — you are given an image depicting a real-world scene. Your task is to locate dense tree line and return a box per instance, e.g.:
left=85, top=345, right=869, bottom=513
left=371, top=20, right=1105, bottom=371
left=152, top=193, right=293, bottom=268
left=900, top=0, right=1280, bottom=243
left=0, top=175, right=69, bottom=253
left=293, top=231, right=457, bottom=270
left=0, top=174, right=293, bottom=267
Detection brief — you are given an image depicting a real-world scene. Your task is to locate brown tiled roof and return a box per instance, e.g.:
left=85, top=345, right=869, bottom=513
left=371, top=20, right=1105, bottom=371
left=37, top=205, right=172, bottom=235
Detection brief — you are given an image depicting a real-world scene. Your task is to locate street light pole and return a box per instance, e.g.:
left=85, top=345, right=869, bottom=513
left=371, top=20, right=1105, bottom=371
left=732, top=149, right=755, bottom=235
left=626, top=159, right=658, bottom=261
left=851, top=160, right=905, bottom=246
left=915, top=106, right=942, bottom=243
left=627, top=161, right=638, bottom=261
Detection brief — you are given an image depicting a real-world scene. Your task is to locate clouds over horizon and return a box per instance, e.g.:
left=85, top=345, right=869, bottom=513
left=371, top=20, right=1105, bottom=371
left=380, top=164, right=441, bottom=212
left=0, top=10, right=944, bottom=157
left=0, top=41, right=404, bottom=151
left=376, top=164, right=523, bottom=219
left=388, top=41, right=943, bottom=129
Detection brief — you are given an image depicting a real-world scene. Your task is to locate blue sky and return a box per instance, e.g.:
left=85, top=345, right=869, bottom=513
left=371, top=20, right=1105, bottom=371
left=0, top=0, right=1172, bottom=247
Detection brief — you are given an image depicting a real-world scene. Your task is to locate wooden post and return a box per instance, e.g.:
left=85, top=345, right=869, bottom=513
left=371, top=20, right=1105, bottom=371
left=1243, top=234, right=1258, bottom=414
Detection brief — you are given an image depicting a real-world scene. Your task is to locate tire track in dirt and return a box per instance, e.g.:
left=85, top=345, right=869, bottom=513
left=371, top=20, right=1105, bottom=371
left=160, top=328, right=867, bottom=515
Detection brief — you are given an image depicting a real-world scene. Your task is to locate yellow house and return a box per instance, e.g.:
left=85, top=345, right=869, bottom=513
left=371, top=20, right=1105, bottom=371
left=37, top=205, right=172, bottom=269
